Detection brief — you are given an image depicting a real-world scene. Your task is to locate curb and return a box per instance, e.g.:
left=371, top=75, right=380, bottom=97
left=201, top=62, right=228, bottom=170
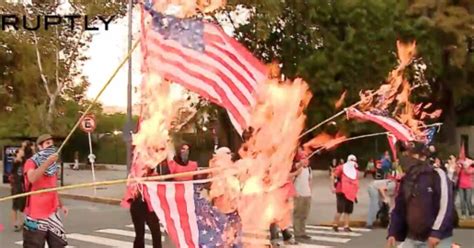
left=59, top=193, right=121, bottom=206
left=319, top=219, right=474, bottom=229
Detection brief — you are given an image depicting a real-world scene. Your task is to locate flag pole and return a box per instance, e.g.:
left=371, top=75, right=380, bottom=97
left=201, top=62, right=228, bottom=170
left=126, top=0, right=134, bottom=175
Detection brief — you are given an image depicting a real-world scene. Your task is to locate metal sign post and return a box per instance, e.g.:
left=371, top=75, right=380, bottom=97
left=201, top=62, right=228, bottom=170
left=80, top=114, right=97, bottom=196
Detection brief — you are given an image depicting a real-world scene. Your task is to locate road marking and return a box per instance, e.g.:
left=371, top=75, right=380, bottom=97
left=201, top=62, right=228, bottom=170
left=289, top=228, right=362, bottom=237
left=125, top=224, right=165, bottom=231
left=306, top=225, right=372, bottom=232
left=67, top=233, right=152, bottom=248
left=298, top=244, right=334, bottom=248
left=97, top=228, right=165, bottom=242
left=304, top=235, right=351, bottom=243
left=14, top=241, right=75, bottom=248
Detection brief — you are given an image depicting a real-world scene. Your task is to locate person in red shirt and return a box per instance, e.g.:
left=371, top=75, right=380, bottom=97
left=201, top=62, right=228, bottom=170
left=167, top=144, right=198, bottom=181
left=331, top=154, right=359, bottom=232
left=23, top=134, right=68, bottom=248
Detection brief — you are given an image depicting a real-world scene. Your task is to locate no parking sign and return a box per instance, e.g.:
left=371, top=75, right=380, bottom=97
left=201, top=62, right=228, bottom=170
left=80, top=115, right=96, bottom=133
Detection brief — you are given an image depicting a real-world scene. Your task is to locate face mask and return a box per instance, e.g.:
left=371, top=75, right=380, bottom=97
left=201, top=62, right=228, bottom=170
left=180, top=150, right=189, bottom=163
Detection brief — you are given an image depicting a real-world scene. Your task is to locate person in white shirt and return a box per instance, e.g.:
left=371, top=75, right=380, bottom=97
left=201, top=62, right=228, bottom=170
left=292, top=148, right=312, bottom=240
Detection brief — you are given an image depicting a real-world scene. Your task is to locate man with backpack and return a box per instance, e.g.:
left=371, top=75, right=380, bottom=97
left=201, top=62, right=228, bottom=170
left=386, top=143, right=455, bottom=248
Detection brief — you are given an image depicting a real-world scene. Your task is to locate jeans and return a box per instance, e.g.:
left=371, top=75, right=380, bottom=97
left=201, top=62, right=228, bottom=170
left=293, top=196, right=311, bottom=236
left=400, top=237, right=452, bottom=248
left=130, top=198, right=162, bottom=248
left=459, top=188, right=473, bottom=216
left=366, top=187, right=380, bottom=227
left=269, top=223, right=292, bottom=241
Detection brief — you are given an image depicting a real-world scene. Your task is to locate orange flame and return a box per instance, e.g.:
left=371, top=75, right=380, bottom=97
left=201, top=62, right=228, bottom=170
left=151, top=0, right=226, bottom=18
left=356, top=40, right=441, bottom=141
left=335, top=90, right=347, bottom=109
left=208, top=78, right=312, bottom=246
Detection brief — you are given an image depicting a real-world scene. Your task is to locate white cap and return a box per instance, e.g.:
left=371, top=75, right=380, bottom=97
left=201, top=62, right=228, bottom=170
left=215, top=147, right=231, bottom=156
left=347, top=154, right=357, bottom=162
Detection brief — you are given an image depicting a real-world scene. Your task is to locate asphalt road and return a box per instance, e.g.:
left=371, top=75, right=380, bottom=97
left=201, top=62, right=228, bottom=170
left=1, top=188, right=473, bottom=248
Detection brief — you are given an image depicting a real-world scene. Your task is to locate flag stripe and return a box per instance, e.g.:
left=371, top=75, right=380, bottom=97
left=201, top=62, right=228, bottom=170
left=147, top=36, right=253, bottom=106
left=146, top=47, right=248, bottom=127
left=184, top=183, right=200, bottom=248
left=166, top=184, right=188, bottom=247
left=175, top=184, right=196, bottom=248
left=157, top=184, right=181, bottom=247
left=205, top=24, right=267, bottom=76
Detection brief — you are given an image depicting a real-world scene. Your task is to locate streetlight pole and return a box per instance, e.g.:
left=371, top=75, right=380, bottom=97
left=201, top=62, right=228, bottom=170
left=126, top=0, right=133, bottom=175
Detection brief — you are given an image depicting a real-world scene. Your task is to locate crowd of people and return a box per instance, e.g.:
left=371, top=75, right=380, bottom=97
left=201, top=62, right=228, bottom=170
left=6, top=132, right=473, bottom=248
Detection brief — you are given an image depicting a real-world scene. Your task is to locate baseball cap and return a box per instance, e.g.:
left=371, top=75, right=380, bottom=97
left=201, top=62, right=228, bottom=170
left=347, top=154, right=357, bottom=161
left=214, top=147, right=232, bottom=156
left=36, top=134, right=53, bottom=145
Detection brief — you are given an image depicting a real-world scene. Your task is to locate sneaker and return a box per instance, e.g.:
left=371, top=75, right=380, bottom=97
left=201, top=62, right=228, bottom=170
left=270, top=239, right=281, bottom=247
left=283, top=238, right=298, bottom=245
left=343, top=227, right=352, bottom=232
left=332, top=225, right=339, bottom=232
left=295, top=234, right=312, bottom=240
left=365, top=225, right=373, bottom=229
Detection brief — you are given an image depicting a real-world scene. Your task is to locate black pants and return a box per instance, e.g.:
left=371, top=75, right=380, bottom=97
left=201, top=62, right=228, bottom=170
left=23, top=229, right=67, bottom=248
left=130, top=198, right=162, bottom=248
left=270, top=223, right=292, bottom=241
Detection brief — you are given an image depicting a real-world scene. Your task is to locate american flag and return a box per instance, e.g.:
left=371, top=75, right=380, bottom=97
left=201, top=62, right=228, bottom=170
left=424, top=126, right=437, bottom=145
left=141, top=1, right=268, bottom=134
left=143, top=182, right=240, bottom=248
left=387, top=133, right=398, bottom=160
left=346, top=108, right=416, bottom=142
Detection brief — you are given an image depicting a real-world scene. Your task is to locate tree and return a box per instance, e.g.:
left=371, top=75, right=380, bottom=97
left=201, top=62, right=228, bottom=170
left=226, top=0, right=473, bottom=145
left=0, top=0, right=128, bottom=137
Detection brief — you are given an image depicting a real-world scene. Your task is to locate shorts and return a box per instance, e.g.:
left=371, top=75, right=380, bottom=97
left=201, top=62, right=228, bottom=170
left=336, top=193, right=354, bottom=214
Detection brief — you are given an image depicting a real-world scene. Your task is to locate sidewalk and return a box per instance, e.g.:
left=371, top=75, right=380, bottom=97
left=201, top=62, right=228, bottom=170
left=1, top=165, right=473, bottom=228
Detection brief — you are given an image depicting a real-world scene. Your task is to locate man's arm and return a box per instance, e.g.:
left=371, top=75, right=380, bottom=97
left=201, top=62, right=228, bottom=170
left=387, top=179, right=407, bottom=241
left=26, top=153, right=58, bottom=183
left=430, top=168, right=453, bottom=240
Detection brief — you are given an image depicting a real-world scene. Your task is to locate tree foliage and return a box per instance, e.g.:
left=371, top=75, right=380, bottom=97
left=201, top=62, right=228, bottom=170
left=226, top=0, right=473, bottom=144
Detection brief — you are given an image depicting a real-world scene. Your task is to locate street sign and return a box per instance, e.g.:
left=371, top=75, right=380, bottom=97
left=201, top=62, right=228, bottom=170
left=80, top=114, right=96, bottom=133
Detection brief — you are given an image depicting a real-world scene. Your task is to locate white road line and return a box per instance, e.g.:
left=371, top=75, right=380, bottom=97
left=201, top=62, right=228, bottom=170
left=298, top=244, right=334, bottom=248
left=97, top=228, right=165, bottom=242
left=125, top=224, right=165, bottom=232
left=306, top=225, right=372, bottom=232
left=305, top=235, right=351, bottom=243
left=67, top=233, right=152, bottom=248
left=15, top=241, right=75, bottom=247
left=289, top=228, right=362, bottom=237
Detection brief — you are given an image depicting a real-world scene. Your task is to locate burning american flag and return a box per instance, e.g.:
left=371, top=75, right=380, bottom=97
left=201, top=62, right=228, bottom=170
left=141, top=0, right=268, bottom=135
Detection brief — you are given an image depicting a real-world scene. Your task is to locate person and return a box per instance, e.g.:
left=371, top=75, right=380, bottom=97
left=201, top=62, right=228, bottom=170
left=72, top=151, right=79, bottom=170
left=10, top=148, right=26, bottom=231
left=293, top=149, right=312, bottom=240
left=364, top=158, right=376, bottom=178
left=331, top=154, right=359, bottom=232
left=446, top=155, right=459, bottom=204
left=209, top=147, right=242, bottom=247
left=386, top=143, right=455, bottom=248
left=167, top=144, right=198, bottom=181
left=380, top=151, right=392, bottom=178
left=125, top=166, right=163, bottom=248
left=365, top=178, right=397, bottom=228
left=23, top=134, right=69, bottom=248
left=270, top=148, right=301, bottom=246
left=329, top=158, right=337, bottom=176
left=457, top=158, right=473, bottom=219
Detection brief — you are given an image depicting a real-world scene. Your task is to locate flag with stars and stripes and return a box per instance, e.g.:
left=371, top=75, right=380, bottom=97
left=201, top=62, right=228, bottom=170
left=143, top=182, right=237, bottom=248
left=141, top=0, right=268, bottom=135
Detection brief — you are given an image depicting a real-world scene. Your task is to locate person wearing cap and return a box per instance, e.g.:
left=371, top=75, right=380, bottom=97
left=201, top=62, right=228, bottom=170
left=209, top=147, right=242, bottom=247
left=386, top=142, right=455, bottom=248
left=331, top=154, right=359, bottom=232
left=22, top=134, right=69, bottom=247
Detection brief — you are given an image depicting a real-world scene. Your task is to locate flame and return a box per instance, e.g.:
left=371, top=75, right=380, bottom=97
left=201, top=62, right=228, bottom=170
left=208, top=78, right=312, bottom=246
left=356, top=40, right=442, bottom=141
left=130, top=74, right=178, bottom=178
left=151, top=0, right=226, bottom=18
left=335, top=90, right=347, bottom=109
